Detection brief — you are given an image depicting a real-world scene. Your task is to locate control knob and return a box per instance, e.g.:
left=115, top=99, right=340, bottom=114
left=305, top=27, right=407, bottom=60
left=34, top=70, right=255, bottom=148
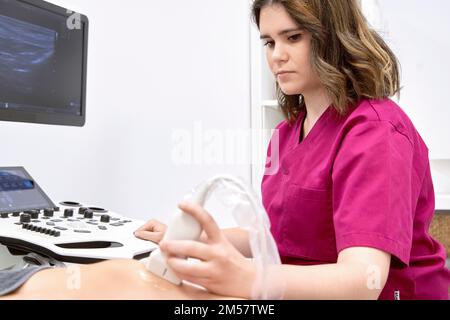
left=83, top=209, right=94, bottom=219
left=64, top=209, right=74, bottom=218
left=43, top=209, right=54, bottom=217
left=100, top=215, right=111, bottom=223
left=20, top=214, right=31, bottom=224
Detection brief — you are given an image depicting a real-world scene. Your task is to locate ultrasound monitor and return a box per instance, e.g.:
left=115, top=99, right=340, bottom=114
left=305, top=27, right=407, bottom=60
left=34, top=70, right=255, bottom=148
left=0, top=0, right=88, bottom=126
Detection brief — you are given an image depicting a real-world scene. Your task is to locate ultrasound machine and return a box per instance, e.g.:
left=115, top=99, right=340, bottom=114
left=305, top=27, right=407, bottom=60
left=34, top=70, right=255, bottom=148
left=0, top=0, right=157, bottom=265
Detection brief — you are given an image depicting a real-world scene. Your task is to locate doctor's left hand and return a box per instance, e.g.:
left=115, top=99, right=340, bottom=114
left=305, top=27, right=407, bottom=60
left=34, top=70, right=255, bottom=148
left=159, top=202, right=256, bottom=299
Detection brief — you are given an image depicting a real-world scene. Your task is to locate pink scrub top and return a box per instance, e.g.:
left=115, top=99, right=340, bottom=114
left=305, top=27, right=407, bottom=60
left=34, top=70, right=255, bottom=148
left=262, top=98, right=450, bottom=300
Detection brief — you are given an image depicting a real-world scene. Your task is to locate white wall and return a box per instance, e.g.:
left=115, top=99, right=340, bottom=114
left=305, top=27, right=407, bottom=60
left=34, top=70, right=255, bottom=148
left=361, top=0, right=450, bottom=203
left=0, top=0, right=252, bottom=225
left=363, top=0, right=450, bottom=160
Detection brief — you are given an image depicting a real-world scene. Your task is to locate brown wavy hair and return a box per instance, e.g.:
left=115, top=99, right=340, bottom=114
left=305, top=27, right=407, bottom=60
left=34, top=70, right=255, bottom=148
left=252, top=0, right=401, bottom=123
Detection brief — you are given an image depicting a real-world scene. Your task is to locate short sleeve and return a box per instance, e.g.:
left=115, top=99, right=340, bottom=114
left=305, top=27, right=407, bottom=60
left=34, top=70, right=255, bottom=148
left=332, top=120, right=414, bottom=266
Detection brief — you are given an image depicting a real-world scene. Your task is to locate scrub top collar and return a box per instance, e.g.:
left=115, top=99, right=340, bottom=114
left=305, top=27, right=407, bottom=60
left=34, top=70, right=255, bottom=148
left=292, top=105, right=334, bottom=150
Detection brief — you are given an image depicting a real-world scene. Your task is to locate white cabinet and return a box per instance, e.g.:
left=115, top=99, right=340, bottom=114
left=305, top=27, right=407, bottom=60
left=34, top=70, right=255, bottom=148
left=250, top=19, right=284, bottom=195
left=432, top=160, right=450, bottom=210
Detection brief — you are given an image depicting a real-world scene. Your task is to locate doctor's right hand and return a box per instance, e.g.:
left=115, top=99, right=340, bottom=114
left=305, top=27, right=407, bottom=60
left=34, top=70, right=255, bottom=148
left=134, top=219, right=167, bottom=244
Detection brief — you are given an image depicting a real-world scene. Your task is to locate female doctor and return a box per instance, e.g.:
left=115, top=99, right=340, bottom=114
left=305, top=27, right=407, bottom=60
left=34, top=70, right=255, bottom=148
left=1, top=0, right=449, bottom=300
left=136, top=0, right=450, bottom=300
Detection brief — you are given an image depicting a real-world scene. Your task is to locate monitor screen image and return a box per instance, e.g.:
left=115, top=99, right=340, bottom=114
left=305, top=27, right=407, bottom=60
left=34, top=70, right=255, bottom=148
left=0, top=0, right=88, bottom=126
left=0, top=167, right=55, bottom=213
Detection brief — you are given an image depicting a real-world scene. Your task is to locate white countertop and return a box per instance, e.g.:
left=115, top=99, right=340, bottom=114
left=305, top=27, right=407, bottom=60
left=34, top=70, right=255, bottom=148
left=436, top=194, right=450, bottom=211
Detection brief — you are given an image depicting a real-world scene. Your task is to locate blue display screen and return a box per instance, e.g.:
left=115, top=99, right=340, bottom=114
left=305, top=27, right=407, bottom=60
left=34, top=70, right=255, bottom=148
left=0, top=168, right=55, bottom=213
left=0, top=171, right=35, bottom=192
left=0, top=15, right=57, bottom=99
left=0, top=0, right=84, bottom=117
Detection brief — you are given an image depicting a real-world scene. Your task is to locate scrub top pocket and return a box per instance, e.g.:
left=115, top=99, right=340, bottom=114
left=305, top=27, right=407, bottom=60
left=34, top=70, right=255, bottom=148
left=280, top=184, right=338, bottom=263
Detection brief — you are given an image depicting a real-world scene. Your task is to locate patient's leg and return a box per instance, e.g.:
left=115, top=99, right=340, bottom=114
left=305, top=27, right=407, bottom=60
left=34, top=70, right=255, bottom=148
left=2, top=259, right=234, bottom=300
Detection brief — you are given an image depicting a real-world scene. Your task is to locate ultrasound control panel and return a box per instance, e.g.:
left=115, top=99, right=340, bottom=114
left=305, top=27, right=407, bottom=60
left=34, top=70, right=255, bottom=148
left=13, top=202, right=131, bottom=238
left=0, top=168, right=157, bottom=263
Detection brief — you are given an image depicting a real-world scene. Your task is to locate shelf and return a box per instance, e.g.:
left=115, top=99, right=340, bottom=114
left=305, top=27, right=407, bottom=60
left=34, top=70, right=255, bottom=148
left=262, top=100, right=279, bottom=110
left=436, top=195, right=450, bottom=211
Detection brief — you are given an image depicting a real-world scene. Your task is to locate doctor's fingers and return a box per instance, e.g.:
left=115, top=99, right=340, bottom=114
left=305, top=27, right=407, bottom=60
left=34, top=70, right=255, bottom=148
left=166, top=256, right=212, bottom=280
left=160, top=240, right=215, bottom=261
left=134, top=230, right=165, bottom=244
left=136, top=219, right=167, bottom=233
left=178, top=202, right=221, bottom=243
